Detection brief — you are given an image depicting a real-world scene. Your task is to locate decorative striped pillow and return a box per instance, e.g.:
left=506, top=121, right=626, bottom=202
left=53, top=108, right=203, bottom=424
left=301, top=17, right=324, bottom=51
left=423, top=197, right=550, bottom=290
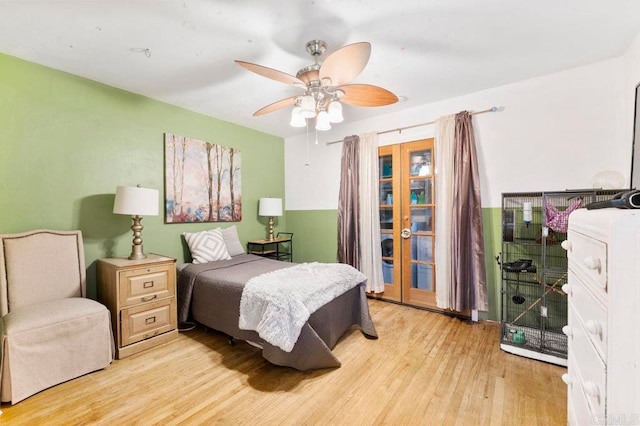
left=183, top=229, right=231, bottom=264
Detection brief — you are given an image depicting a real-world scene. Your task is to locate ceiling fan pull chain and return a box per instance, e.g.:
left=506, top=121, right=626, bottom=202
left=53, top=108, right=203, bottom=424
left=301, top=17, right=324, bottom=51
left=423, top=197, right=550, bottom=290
left=305, top=121, right=310, bottom=166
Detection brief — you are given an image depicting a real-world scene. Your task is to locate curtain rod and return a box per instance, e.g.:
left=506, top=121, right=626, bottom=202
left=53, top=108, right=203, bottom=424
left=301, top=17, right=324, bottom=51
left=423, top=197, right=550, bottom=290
left=325, top=106, right=499, bottom=146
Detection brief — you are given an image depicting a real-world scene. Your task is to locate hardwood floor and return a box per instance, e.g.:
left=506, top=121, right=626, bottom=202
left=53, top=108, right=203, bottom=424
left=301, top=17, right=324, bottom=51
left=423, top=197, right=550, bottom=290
left=1, top=300, right=567, bottom=425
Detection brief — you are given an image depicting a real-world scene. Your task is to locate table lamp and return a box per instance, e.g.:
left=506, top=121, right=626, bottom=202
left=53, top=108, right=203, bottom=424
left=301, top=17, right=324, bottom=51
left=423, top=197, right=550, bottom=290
left=113, top=185, right=159, bottom=260
left=258, top=197, right=282, bottom=241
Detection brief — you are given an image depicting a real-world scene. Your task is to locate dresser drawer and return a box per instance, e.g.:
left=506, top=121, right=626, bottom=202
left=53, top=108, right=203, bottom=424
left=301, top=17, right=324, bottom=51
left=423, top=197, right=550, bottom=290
left=565, top=352, right=597, bottom=426
left=120, top=298, right=177, bottom=346
left=568, top=303, right=606, bottom=417
left=566, top=271, right=608, bottom=361
left=566, top=230, right=607, bottom=296
left=118, top=265, right=174, bottom=307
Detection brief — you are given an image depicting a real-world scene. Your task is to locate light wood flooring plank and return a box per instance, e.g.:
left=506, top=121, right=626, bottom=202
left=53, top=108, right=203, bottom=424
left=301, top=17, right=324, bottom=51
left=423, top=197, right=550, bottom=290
left=0, top=300, right=567, bottom=425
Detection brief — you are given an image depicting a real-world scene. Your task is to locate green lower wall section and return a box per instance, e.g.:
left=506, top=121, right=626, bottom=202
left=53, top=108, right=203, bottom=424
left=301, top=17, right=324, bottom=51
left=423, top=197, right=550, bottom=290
left=482, top=207, right=502, bottom=322
left=286, top=207, right=503, bottom=321
left=0, top=52, right=285, bottom=298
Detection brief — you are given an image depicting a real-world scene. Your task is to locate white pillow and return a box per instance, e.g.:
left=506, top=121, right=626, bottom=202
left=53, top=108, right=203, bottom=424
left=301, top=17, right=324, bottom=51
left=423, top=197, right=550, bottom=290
left=220, top=225, right=245, bottom=257
left=182, top=229, right=231, bottom=264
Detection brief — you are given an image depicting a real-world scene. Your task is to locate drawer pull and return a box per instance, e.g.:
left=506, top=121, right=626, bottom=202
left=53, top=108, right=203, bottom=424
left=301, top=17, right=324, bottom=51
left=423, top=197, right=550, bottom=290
left=560, top=240, right=572, bottom=251
left=583, top=256, right=601, bottom=271
left=141, top=294, right=157, bottom=302
left=584, top=320, right=603, bottom=337
left=561, top=284, right=571, bottom=295
left=145, top=316, right=156, bottom=325
left=143, top=281, right=155, bottom=288
left=583, top=380, right=600, bottom=398
left=561, top=373, right=571, bottom=385
left=143, top=330, right=159, bottom=339
left=562, top=325, right=572, bottom=337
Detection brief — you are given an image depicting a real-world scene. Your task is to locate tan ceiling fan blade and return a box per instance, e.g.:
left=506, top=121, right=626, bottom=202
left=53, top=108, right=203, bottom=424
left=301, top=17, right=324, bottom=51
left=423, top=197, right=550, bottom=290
left=253, top=96, right=298, bottom=116
left=235, top=60, right=305, bottom=87
left=319, top=42, right=371, bottom=86
left=339, top=84, right=399, bottom=107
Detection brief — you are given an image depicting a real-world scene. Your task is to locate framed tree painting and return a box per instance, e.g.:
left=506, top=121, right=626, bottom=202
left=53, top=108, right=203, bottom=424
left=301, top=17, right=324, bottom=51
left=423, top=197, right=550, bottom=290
left=164, top=133, right=241, bottom=223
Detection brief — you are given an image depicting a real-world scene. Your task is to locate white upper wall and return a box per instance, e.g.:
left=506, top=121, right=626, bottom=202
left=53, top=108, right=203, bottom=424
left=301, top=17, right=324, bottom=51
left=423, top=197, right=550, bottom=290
left=285, top=34, right=640, bottom=210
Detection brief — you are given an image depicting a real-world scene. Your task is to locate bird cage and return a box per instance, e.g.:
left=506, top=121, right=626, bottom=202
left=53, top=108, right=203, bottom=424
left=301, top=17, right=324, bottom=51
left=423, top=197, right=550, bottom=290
left=499, top=189, right=621, bottom=365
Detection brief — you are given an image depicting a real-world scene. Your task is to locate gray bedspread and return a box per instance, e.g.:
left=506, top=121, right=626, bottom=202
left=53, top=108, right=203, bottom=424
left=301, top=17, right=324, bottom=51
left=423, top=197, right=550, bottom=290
left=177, top=254, right=377, bottom=370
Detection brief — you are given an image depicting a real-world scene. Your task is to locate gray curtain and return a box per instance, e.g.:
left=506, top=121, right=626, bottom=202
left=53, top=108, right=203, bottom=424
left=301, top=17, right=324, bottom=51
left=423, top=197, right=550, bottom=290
left=451, top=112, right=488, bottom=312
left=337, top=135, right=360, bottom=269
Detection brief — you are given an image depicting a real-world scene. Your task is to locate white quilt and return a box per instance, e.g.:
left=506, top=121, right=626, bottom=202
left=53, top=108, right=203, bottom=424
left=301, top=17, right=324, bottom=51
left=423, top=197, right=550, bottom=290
left=238, top=262, right=366, bottom=352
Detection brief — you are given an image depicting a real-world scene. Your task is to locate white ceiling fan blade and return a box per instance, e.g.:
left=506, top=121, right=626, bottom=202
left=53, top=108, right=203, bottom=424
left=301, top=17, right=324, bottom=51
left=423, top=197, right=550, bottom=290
left=253, top=96, right=299, bottom=116
left=319, top=42, right=371, bottom=86
left=338, top=84, right=398, bottom=107
left=235, top=60, right=305, bottom=87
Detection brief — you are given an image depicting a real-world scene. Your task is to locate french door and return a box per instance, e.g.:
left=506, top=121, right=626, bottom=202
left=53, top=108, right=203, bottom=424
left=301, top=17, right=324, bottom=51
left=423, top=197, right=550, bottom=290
left=378, top=139, right=438, bottom=310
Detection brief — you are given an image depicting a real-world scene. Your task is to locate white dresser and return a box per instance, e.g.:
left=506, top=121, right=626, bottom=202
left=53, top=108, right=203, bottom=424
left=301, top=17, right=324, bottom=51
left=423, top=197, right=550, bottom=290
left=561, top=209, right=640, bottom=425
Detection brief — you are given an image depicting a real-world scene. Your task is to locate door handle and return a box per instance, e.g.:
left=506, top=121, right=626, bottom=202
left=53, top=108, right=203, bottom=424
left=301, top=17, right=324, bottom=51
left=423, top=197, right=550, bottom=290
left=401, top=228, right=412, bottom=239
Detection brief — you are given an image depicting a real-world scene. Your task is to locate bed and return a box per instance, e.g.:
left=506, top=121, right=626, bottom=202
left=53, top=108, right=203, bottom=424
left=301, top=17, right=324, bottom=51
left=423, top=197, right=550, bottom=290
left=177, top=254, right=378, bottom=370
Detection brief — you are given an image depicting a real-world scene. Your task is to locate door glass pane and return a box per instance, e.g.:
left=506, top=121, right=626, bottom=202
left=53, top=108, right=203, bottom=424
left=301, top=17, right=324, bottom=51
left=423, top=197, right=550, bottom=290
left=409, top=178, right=432, bottom=204
left=411, top=263, right=433, bottom=290
left=412, top=235, right=433, bottom=262
left=380, top=155, right=393, bottom=178
left=410, top=207, right=433, bottom=232
left=381, top=234, right=394, bottom=284
left=380, top=181, right=393, bottom=206
left=380, top=208, right=393, bottom=230
left=409, top=150, right=432, bottom=177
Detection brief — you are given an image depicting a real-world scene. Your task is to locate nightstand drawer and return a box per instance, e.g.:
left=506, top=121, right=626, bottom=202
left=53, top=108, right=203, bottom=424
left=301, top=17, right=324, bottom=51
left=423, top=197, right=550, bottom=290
left=118, top=265, right=174, bottom=307
left=121, top=298, right=177, bottom=346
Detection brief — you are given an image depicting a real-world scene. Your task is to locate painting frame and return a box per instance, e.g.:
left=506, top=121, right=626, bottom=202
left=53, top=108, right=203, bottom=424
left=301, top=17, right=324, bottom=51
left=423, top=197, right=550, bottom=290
left=164, top=133, right=242, bottom=223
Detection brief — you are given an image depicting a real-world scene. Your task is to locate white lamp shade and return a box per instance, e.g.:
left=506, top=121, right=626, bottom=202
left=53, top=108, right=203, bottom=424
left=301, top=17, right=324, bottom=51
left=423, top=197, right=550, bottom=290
left=258, top=197, right=282, bottom=217
left=300, top=94, right=317, bottom=118
left=328, top=100, right=344, bottom=123
left=289, top=106, right=306, bottom=127
left=113, top=186, right=159, bottom=216
left=315, top=110, right=331, bottom=131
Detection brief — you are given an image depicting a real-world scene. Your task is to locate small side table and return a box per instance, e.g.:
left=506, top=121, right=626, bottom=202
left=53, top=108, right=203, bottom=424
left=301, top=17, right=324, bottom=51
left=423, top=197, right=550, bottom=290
left=247, top=232, right=293, bottom=262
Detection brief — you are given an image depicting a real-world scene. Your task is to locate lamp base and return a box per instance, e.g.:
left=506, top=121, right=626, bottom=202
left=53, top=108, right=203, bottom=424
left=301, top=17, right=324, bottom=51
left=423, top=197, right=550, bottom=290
left=128, top=244, right=147, bottom=260
left=267, top=216, right=275, bottom=241
left=128, top=215, right=148, bottom=260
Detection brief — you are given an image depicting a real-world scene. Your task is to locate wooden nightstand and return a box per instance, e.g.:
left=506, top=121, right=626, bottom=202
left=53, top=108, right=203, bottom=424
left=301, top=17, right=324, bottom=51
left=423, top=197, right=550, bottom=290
left=97, top=254, right=178, bottom=359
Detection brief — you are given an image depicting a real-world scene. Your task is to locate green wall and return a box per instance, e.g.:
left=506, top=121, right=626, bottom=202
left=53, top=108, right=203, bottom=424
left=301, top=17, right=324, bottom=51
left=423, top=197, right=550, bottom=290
left=286, top=209, right=338, bottom=263
left=287, top=207, right=503, bottom=321
left=0, top=53, right=285, bottom=298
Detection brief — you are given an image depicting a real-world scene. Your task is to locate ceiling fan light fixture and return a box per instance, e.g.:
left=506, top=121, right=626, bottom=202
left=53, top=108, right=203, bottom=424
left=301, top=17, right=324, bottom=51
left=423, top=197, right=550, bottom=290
left=328, top=100, right=343, bottom=123
left=236, top=40, right=398, bottom=133
left=289, top=106, right=306, bottom=127
left=315, top=110, right=331, bottom=131
left=300, top=94, right=317, bottom=118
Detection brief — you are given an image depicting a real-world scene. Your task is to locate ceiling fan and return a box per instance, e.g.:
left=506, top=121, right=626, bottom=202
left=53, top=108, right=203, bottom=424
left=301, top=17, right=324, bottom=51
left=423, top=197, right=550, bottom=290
left=235, top=40, right=398, bottom=130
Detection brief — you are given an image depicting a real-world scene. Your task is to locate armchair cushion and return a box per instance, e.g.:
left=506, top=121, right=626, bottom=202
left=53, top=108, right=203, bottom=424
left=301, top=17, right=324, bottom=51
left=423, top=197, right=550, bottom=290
left=1, top=298, right=113, bottom=404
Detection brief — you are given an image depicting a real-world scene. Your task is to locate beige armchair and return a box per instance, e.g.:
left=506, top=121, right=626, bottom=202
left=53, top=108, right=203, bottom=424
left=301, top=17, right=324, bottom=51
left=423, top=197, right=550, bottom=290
left=0, top=230, right=114, bottom=404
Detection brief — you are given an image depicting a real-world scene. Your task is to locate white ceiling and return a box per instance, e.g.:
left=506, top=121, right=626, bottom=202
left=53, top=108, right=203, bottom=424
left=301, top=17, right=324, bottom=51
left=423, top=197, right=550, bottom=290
left=1, top=0, right=640, bottom=138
